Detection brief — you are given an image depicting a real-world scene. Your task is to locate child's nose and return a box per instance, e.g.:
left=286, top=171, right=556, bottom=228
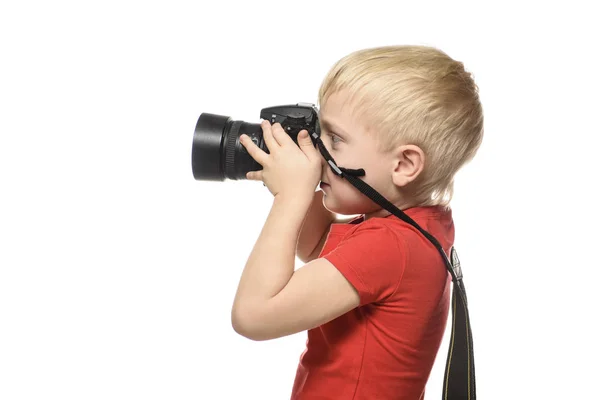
left=320, top=152, right=329, bottom=170
left=320, top=152, right=326, bottom=165
left=319, top=156, right=327, bottom=176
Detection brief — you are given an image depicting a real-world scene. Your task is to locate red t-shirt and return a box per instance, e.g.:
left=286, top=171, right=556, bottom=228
left=290, top=206, right=454, bottom=400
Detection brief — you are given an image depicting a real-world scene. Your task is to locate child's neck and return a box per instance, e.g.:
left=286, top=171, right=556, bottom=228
left=364, top=200, right=415, bottom=220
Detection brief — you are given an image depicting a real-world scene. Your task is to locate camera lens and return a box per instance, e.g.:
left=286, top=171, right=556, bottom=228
left=191, top=113, right=266, bottom=181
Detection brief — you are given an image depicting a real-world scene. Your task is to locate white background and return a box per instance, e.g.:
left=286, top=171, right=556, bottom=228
left=1, top=1, right=598, bottom=399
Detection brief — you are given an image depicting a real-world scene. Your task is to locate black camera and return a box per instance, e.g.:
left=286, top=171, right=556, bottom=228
left=191, top=103, right=321, bottom=181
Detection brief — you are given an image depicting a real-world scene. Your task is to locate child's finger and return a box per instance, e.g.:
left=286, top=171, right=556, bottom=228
left=297, top=130, right=320, bottom=161
left=246, top=170, right=264, bottom=181
left=240, top=134, right=269, bottom=166
left=261, top=120, right=279, bottom=152
left=271, top=123, right=293, bottom=147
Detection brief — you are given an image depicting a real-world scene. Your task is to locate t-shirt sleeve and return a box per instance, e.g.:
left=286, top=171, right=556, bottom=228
left=323, top=222, right=407, bottom=305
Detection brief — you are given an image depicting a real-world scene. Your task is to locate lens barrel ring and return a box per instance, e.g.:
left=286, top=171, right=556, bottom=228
left=225, top=120, right=243, bottom=179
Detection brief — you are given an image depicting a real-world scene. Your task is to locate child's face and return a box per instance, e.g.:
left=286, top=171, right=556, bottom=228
left=318, top=90, right=399, bottom=218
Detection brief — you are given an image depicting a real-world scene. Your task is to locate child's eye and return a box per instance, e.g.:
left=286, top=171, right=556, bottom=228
left=329, top=133, right=342, bottom=144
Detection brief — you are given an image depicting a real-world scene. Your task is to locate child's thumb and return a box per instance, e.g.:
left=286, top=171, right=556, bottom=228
left=297, top=130, right=318, bottom=156
left=297, top=130, right=313, bottom=147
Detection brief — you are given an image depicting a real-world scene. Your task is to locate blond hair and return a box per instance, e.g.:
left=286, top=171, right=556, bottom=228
left=318, top=45, right=484, bottom=207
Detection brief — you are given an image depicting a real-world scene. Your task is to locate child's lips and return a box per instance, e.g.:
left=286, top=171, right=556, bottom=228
left=319, top=182, right=330, bottom=189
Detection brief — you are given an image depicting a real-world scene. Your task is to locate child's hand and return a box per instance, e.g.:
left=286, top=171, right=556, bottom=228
left=240, top=121, right=321, bottom=201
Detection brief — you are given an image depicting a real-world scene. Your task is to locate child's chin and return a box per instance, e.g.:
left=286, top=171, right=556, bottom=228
left=322, top=195, right=340, bottom=213
left=323, top=196, right=359, bottom=216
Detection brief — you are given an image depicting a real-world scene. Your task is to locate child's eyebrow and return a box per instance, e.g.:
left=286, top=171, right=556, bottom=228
left=320, top=117, right=350, bottom=138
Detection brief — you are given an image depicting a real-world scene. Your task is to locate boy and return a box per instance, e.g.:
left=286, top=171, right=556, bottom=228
left=231, top=45, right=483, bottom=399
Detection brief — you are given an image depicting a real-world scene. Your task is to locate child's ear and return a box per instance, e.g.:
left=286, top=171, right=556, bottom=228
left=391, top=145, right=425, bottom=187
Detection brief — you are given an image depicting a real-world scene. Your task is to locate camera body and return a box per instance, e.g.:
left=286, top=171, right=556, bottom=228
left=192, top=103, right=321, bottom=181
left=259, top=103, right=321, bottom=144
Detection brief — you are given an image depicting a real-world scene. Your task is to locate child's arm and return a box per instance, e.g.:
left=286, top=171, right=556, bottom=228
left=232, top=122, right=361, bottom=341
left=296, top=190, right=335, bottom=263
left=297, top=190, right=358, bottom=263
left=231, top=194, right=360, bottom=341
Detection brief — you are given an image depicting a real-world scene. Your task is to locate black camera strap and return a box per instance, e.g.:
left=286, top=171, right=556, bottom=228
left=311, top=132, right=476, bottom=400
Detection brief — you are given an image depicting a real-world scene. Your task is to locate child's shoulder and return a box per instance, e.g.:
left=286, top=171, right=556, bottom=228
left=334, top=206, right=452, bottom=235
left=327, top=214, right=411, bottom=254
left=326, top=206, right=454, bottom=260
